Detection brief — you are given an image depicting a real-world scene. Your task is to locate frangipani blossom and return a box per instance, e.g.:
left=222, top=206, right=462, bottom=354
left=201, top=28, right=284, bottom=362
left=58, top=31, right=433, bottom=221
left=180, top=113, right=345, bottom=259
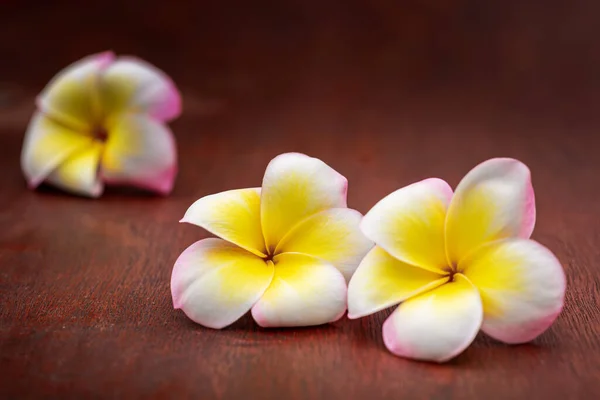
left=21, top=51, right=181, bottom=197
left=171, top=153, right=373, bottom=329
left=348, top=158, right=566, bottom=362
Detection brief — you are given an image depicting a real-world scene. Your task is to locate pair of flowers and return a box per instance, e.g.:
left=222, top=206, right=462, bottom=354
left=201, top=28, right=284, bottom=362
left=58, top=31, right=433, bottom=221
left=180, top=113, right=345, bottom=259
left=172, top=152, right=566, bottom=363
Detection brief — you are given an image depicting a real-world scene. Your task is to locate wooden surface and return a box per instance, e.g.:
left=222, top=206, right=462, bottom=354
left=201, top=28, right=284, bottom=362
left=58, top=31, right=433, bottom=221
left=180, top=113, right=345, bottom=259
left=1, top=1, right=599, bottom=399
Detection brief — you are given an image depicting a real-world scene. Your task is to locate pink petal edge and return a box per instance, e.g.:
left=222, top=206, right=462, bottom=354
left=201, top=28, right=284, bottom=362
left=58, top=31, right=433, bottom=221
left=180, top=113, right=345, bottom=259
left=457, top=157, right=536, bottom=239
left=482, top=243, right=566, bottom=344
left=101, top=162, right=177, bottom=196
left=382, top=310, right=412, bottom=357
left=520, top=174, right=536, bottom=238
left=382, top=311, right=481, bottom=363
left=116, top=55, right=182, bottom=122
left=492, top=306, right=564, bottom=345
left=250, top=305, right=267, bottom=327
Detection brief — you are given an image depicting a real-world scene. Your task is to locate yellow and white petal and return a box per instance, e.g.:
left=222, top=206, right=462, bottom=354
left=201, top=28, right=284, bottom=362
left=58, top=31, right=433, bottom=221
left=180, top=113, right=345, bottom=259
left=171, top=238, right=274, bottom=329
left=446, top=158, right=536, bottom=265
left=460, top=238, right=565, bottom=344
left=260, top=153, right=348, bottom=253
left=45, top=140, right=104, bottom=198
left=100, top=114, right=177, bottom=195
left=99, top=56, right=181, bottom=122
left=181, top=188, right=267, bottom=258
left=251, top=253, right=347, bottom=327
left=382, top=274, right=483, bottom=363
left=361, top=178, right=453, bottom=273
left=21, top=112, right=94, bottom=188
left=347, top=246, right=446, bottom=319
left=275, top=208, right=373, bottom=281
left=37, top=51, right=114, bottom=131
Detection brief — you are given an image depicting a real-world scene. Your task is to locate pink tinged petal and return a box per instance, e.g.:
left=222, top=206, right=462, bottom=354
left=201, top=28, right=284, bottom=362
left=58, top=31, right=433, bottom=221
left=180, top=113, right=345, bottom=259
left=260, top=153, right=348, bottom=253
left=445, top=158, right=536, bottom=265
left=180, top=188, right=267, bottom=258
left=171, top=238, right=274, bottom=329
left=99, top=56, right=181, bottom=122
left=251, top=253, right=347, bottom=328
left=21, top=112, right=94, bottom=188
left=382, top=274, right=483, bottom=363
left=37, top=51, right=115, bottom=131
left=100, top=114, right=177, bottom=195
left=347, top=246, right=447, bottom=319
left=460, top=238, right=566, bottom=344
left=45, top=141, right=104, bottom=198
left=361, top=178, right=453, bottom=274
left=275, top=208, right=373, bottom=281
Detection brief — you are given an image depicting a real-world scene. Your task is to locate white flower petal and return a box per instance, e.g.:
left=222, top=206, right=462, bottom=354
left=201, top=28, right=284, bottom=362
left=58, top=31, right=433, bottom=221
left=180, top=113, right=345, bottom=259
left=460, top=238, right=566, bottom=344
left=348, top=246, right=446, bottom=319
left=100, top=114, right=177, bottom=195
left=260, top=153, right=347, bottom=252
left=382, top=274, right=483, bottom=363
left=361, top=178, right=453, bottom=274
left=181, top=188, right=267, bottom=257
left=446, top=158, right=536, bottom=264
left=251, top=253, right=347, bottom=327
left=99, top=56, right=181, bottom=121
left=21, top=112, right=92, bottom=188
left=45, top=141, right=104, bottom=198
left=37, top=51, right=114, bottom=131
left=171, top=238, right=274, bottom=329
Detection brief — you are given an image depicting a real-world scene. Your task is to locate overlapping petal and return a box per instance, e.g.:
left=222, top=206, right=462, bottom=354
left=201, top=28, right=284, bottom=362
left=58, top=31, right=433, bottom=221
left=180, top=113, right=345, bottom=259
left=361, top=178, right=453, bottom=274
left=37, top=51, right=114, bottom=131
left=275, top=208, right=373, bottom=281
left=348, top=246, right=447, bottom=319
left=260, top=153, right=347, bottom=253
left=46, top=141, right=104, bottom=197
left=382, top=274, right=483, bottom=362
left=460, top=238, right=565, bottom=344
left=99, top=57, right=181, bottom=122
left=171, top=238, right=274, bottom=329
left=445, top=158, right=536, bottom=264
left=251, top=253, right=347, bottom=327
left=21, top=112, right=94, bottom=188
left=181, top=188, right=267, bottom=257
left=100, top=114, right=177, bottom=195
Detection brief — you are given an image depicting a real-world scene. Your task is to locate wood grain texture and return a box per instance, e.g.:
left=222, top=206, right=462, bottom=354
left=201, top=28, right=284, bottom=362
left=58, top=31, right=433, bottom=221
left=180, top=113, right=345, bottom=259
left=1, top=1, right=599, bottom=398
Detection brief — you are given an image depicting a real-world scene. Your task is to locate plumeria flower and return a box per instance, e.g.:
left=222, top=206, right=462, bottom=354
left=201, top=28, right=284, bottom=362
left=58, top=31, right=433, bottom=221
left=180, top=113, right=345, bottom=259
left=348, top=158, right=566, bottom=362
left=171, top=153, right=373, bottom=329
left=21, top=51, right=181, bottom=197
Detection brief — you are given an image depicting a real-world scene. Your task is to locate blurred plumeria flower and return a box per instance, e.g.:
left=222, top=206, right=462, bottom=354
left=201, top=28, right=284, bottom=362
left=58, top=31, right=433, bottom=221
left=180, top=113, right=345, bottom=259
left=348, top=158, right=566, bottom=362
left=21, top=51, right=181, bottom=197
left=171, top=153, right=373, bottom=329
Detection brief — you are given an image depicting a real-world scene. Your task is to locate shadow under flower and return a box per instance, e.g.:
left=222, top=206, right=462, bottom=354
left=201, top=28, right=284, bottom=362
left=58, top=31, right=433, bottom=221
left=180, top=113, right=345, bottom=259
left=178, top=311, right=341, bottom=346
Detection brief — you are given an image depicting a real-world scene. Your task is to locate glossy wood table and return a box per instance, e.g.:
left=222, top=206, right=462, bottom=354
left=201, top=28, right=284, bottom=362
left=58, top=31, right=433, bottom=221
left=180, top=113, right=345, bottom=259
left=1, top=1, right=599, bottom=398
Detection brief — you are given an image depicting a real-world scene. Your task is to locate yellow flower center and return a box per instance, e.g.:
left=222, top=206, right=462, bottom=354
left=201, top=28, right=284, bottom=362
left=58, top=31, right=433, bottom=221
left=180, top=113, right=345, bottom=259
left=443, top=263, right=461, bottom=282
left=262, top=245, right=279, bottom=263
left=93, top=126, right=109, bottom=142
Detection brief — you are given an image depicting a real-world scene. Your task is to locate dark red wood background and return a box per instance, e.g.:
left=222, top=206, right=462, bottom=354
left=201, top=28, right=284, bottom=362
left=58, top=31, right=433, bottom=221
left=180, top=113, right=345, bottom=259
left=1, top=1, right=599, bottom=398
